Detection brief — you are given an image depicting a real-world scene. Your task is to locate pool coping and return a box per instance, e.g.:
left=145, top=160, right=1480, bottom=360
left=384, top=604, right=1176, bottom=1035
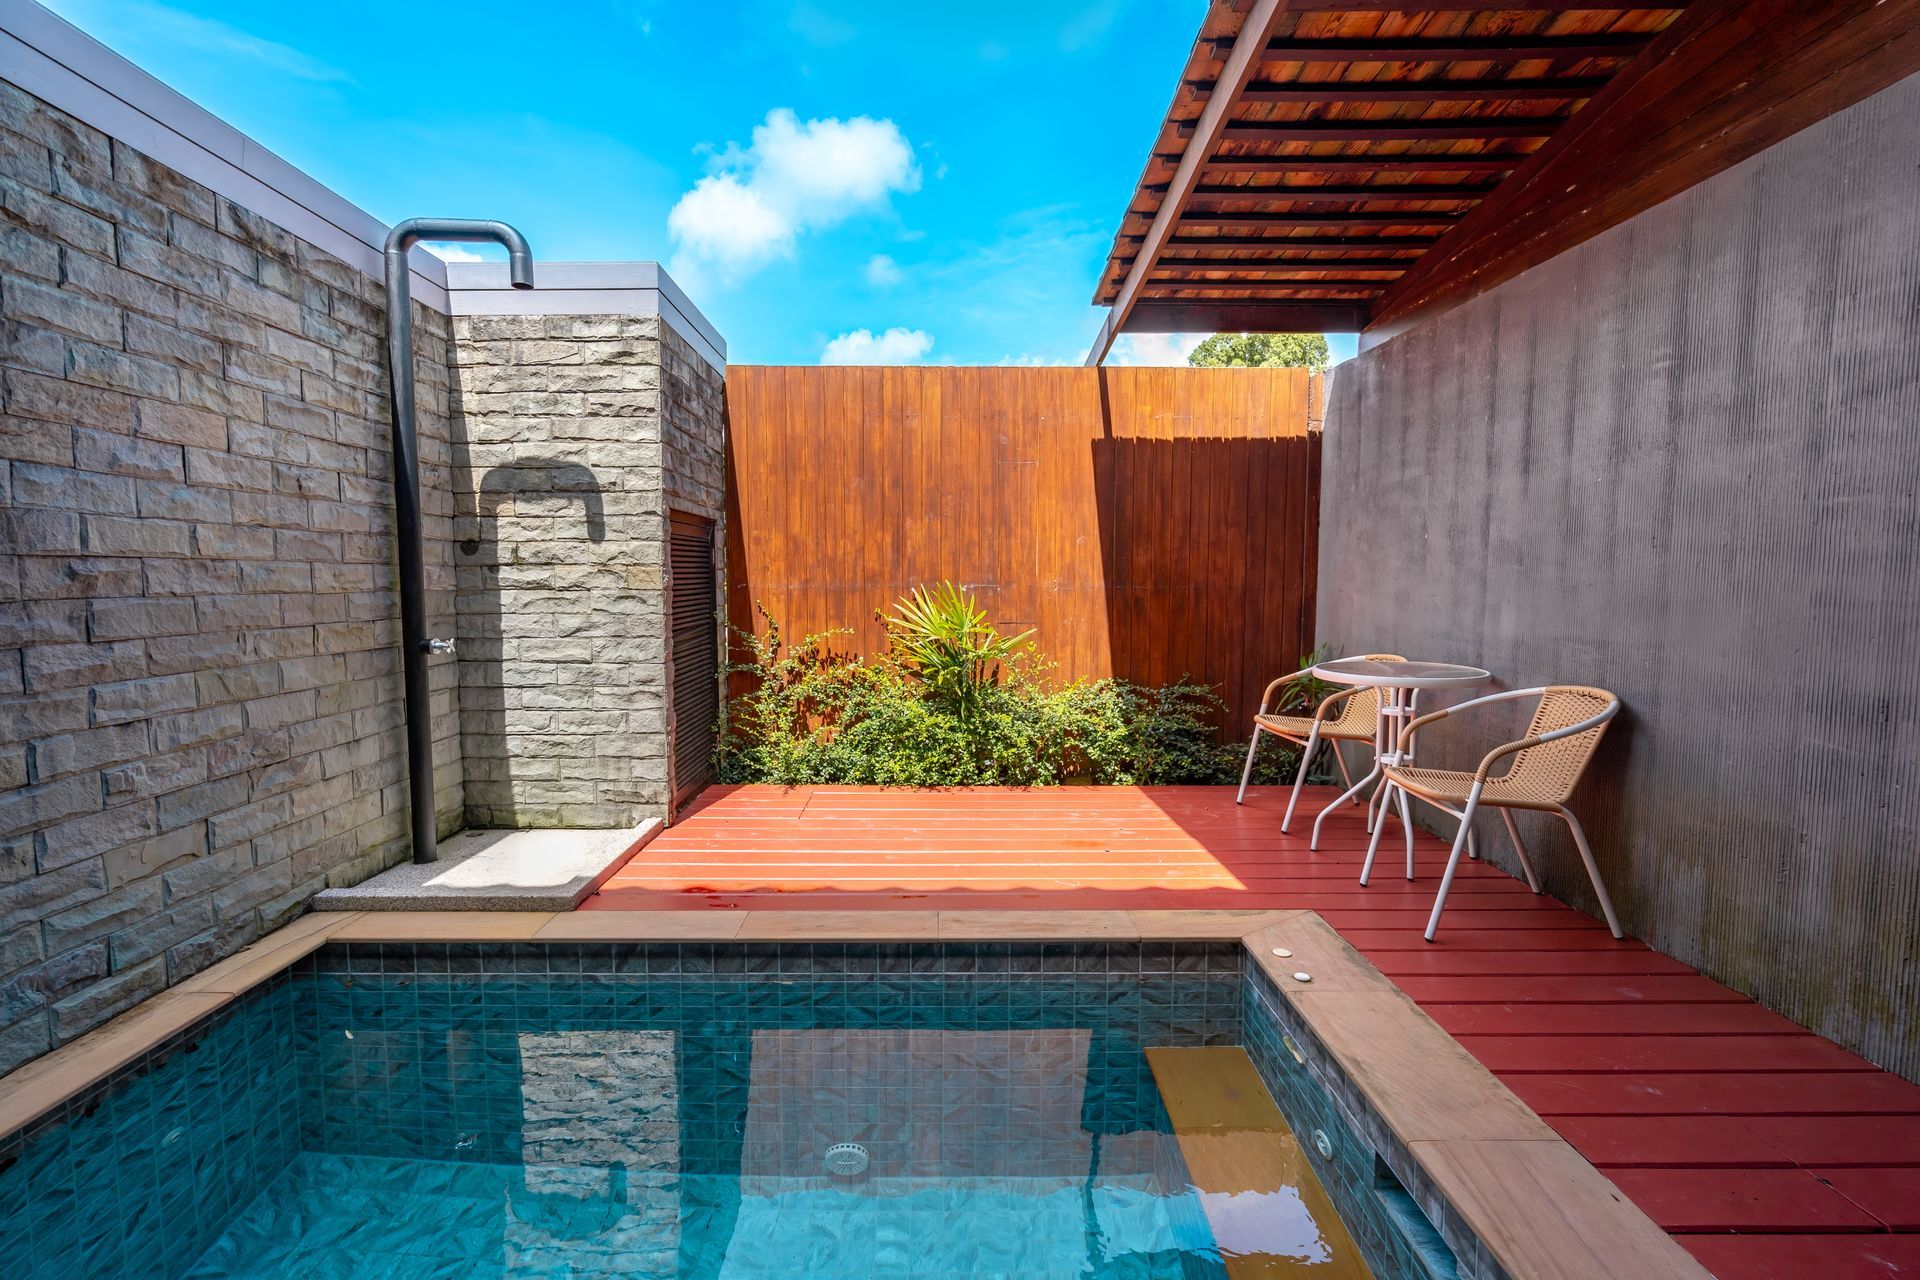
left=0, top=907, right=1709, bottom=1280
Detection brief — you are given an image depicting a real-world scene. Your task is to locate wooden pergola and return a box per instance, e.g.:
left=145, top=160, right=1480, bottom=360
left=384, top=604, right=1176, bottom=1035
left=1089, top=0, right=1920, bottom=362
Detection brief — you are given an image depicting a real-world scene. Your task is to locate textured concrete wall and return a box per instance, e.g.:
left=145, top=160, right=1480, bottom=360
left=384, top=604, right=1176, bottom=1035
left=450, top=314, right=724, bottom=828
left=0, top=79, right=463, bottom=1072
left=1319, top=73, right=1920, bottom=1079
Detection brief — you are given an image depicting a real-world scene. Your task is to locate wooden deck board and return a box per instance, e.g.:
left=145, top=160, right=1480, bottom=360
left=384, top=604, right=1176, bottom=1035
left=586, top=784, right=1920, bottom=1275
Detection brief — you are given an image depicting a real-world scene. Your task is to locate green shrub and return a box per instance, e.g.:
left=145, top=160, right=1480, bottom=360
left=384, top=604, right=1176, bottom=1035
left=716, top=597, right=1303, bottom=788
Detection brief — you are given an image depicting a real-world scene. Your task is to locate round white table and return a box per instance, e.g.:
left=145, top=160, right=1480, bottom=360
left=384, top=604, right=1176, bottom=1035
left=1306, top=658, right=1492, bottom=871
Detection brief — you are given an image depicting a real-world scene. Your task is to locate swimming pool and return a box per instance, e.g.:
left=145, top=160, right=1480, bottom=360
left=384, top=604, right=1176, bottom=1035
left=1, top=941, right=1455, bottom=1279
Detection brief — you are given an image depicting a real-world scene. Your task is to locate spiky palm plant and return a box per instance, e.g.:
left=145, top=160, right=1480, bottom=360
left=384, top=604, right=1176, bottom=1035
left=880, top=581, right=1033, bottom=716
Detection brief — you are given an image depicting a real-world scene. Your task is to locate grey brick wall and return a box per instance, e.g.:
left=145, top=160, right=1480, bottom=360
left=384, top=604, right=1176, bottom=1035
left=450, top=314, right=724, bottom=827
left=0, top=80, right=464, bottom=1073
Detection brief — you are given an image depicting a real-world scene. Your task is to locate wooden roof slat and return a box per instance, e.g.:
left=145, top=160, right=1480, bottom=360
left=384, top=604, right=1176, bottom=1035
left=1173, top=211, right=1463, bottom=228
left=1152, top=258, right=1418, bottom=274
left=1192, top=117, right=1571, bottom=143
left=1173, top=155, right=1533, bottom=172
left=1150, top=232, right=1448, bottom=247
left=1282, top=0, right=1686, bottom=10
left=1149, top=283, right=1399, bottom=294
left=1220, top=33, right=1657, bottom=61
left=1209, top=77, right=1612, bottom=103
left=1163, top=182, right=1501, bottom=200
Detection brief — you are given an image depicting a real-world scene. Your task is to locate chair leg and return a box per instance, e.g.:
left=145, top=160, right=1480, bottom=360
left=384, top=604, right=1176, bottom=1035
left=1359, top=780, right=1395, bottom=886
left=1558, top=806, right=1623, bottom=939
left=1500, top=808, right=1541, bottom=893
left=1398, top=781, right=1417, bottom=881
left=1280, top=727, right=1320, bottom=832
left=1236, top=725, right=1264, bottom=805
left=1332, top=743, right=1355, bottom=797
left=1424, top=791, right=1482, bottom=942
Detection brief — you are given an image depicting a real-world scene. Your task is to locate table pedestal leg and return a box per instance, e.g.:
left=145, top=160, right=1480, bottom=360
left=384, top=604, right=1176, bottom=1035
left=1310, top=691, right=1393, bottom=851
left=1359, top=685, right=1418, bottom=883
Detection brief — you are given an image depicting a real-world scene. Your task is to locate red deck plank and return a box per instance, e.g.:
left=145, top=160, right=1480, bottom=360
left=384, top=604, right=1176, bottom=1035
left=1548, top=1115, right=1797, bottom=1168
left=585, top=784, right=1920, bottom=1269
left=1820, top=1168, right=1920, bottom=1230
left=1680, top=1234, right=1920, bottom=1280
left=1608, top=1168, right=1884, bottom=1232
left=1426, top=1002, right=1812, bottom=1038
left=1460, top=1034, right=1877, bottom=1074
left=1508, top=1071, right=1920, bottom=1117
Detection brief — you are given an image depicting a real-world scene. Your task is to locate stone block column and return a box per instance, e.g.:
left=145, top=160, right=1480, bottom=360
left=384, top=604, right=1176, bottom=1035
left=446, top=266, right=726, bottom=829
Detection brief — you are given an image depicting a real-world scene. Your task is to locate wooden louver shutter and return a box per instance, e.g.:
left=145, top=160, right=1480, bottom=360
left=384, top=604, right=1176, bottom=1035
left=667, top=512, right=718, bottom=811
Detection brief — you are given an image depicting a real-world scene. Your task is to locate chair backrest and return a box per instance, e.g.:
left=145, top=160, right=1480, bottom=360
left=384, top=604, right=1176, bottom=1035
left=1499, top=685, right=1618, bottom=805
left=1324, top=653, right=1406, bottom=729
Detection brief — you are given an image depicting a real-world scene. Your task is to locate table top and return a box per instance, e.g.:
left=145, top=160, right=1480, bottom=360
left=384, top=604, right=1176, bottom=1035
left=1312, top=657, right=1492, bottom=690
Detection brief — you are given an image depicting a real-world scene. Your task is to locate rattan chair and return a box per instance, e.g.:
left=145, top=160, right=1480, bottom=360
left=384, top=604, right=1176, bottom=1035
left=1364, top=685, right=1622, bottom=942
left=1238, top=653, right=1407, bottom=833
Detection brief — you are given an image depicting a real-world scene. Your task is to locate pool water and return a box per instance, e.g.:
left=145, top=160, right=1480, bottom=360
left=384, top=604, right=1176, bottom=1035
left=2, top=941, right=1436, bottom=1279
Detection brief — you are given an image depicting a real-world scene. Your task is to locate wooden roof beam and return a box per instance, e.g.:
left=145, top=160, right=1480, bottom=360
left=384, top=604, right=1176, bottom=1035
left=1192, top=77, right=1612, bottom=103
left=1089, top=0, right=1296, bottom=364
left=1125, top=300, right=1372, bottom=333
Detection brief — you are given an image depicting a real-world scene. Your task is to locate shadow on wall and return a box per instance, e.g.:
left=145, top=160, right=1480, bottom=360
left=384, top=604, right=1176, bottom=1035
left=1089, top=434, right=1321, bottom=730
left=456, top=458, right=605, bottom=828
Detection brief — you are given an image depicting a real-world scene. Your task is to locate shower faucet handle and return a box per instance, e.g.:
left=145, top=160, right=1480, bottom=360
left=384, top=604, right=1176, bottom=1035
left=421, top=637, right=457, bottom=655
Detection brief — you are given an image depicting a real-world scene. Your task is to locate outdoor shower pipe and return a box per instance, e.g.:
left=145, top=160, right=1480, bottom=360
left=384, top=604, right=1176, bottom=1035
left=383, top=218, right=534, bottom=863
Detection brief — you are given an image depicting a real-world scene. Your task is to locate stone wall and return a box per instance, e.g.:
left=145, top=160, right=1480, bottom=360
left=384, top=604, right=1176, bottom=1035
left=450, top=313, right=726, bottom=827
left=0, top=79, right=463, bottom=1071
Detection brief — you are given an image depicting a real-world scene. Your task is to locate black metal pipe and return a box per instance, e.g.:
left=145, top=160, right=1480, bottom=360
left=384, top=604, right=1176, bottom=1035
left=382, top=218, right=534, bottom=863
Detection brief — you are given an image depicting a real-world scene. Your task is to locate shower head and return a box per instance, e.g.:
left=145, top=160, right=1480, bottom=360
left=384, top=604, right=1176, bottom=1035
left=385, top=216, right=535, bottom=290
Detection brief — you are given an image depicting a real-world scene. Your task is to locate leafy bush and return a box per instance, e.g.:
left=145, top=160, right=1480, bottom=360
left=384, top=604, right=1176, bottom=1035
left=716, top=595, right=1303, bottom=788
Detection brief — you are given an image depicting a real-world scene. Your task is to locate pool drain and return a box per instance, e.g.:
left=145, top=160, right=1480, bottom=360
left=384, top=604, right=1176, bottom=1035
left=824, top=1142, right=870, bottom=1178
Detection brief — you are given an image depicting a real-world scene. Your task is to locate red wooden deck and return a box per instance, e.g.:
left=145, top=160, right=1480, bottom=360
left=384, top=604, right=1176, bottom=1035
left=588, top=784, right=1920, bottom=1278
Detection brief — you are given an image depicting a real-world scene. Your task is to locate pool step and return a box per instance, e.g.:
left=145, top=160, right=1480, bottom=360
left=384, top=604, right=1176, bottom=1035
left=1146, top=1046, right=1375, bottom=1279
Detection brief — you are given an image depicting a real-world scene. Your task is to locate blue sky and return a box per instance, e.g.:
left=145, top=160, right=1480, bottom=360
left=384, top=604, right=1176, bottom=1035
left=45, top=0, right=1358, bottom=367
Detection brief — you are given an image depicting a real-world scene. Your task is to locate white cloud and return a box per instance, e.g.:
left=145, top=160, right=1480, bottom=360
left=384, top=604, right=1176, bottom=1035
left=822, top=327, right=933, bottom=365
left=1107, top=332, right=1206, bottom=367
left=865, top=254, right=903, bottom=287
left=668, top=109, right=919, bottom=284
left=423, top=243, right=489, bottom=263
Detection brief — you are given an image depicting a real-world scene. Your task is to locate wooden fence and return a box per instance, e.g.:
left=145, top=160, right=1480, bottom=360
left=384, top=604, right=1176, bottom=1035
left=722, top=365, right=1321, bottom=731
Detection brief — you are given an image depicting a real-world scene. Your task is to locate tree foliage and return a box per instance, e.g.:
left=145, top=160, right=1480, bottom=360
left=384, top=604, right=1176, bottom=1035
left=1188, top=332, right=1330, bottom=371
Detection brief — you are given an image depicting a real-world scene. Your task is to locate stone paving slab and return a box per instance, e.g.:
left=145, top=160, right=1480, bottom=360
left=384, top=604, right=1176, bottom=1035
left=312, top=822, right=661, bottom=912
